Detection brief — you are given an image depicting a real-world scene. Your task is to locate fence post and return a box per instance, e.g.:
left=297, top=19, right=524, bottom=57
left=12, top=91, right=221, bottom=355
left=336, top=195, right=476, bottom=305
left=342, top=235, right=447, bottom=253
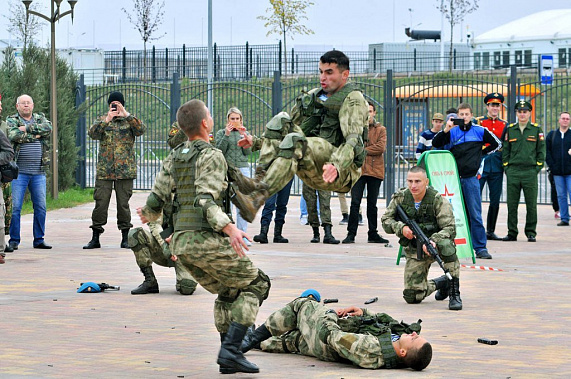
left=170, top=72, right=181, bottom=125
left=384, top=69, right=395, bottom=207
left=165, top=47, right=169, bottom=79
left=214, top=43, right=218, bottom=79
left=278, top=40, right=282, bottom=75
left=182, top=44, right=186, bottom=78
left=272, top=71, right=282, bottom=116
left=291, top=48, right=294, bottom=74
left=122, top=47, right=126, bottom=83
left=373, top=48, right=377, bottom=72
left=508, top=65, right=517, bottom=124
left=151, top=46, right=156, bottom=82
left=75, top=74, right=87, bottom=189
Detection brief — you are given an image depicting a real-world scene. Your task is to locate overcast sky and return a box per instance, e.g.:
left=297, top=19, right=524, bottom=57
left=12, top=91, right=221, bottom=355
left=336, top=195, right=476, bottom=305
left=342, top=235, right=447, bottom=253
left=0, top=0, right=569, bottom=51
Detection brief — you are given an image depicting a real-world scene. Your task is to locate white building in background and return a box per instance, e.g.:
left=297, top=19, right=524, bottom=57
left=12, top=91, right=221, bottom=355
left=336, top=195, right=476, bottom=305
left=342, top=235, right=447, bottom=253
left=472, top=9, right=571, bottom=69
left=57, top=48, right=105, bottom=85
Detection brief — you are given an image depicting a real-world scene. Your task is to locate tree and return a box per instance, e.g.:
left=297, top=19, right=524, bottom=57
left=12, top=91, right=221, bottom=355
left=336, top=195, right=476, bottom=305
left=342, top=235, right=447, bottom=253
left=4, top=0, right=43, bottom=49
left=436, top=0, right=478, bottom=71
left=258, top=0, right=315, bottom=75
left=122, top=0, right=166, bottom=81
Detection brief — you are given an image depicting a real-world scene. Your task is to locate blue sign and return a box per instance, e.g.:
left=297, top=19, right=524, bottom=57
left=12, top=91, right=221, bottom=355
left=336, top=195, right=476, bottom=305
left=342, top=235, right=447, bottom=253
left=540, top=55, right=553, bottom=85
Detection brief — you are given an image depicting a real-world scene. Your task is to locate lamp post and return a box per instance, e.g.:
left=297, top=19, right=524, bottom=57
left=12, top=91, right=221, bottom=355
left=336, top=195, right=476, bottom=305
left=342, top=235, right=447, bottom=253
left=22, top=0, right=78, bottom=200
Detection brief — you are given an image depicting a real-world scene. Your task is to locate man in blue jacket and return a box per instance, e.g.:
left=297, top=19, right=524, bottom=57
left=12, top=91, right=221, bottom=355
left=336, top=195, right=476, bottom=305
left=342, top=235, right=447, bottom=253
left=546, top=111, right=571, bottom=226
left=432, top=103, right=501, bottom=259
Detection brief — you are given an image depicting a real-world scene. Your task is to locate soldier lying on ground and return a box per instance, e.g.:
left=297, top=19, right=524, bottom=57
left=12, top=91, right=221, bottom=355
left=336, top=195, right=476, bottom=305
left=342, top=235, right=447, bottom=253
left=241, top=291, right=432, bottom=371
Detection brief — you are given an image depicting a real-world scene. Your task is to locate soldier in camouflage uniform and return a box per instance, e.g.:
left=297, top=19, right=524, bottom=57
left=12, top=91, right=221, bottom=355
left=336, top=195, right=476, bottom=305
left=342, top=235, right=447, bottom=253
left=381, top=166, right=462, bottom=311
left=233, top=51, right=368, bottom=226
left=241, top=294, right=432, bottom=371
left=0, top=96, right=12, bottom=251
left=303, top=183, right=339, bottom=244
left=7, top=94, right=52, bottom=250
left=84, top=92, right=145, bottom=250
left=138, top=99, right=270, bottom=374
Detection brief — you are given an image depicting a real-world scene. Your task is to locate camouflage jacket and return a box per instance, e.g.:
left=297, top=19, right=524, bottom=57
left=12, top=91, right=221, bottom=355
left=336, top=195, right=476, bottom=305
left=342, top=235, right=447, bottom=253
left=89, top=115, right=145, bottom=180
left=167, top=122, right=187, bottom=149
left=6, top=112, right=52, bottom=171
left=141, top=140, right=232, bottom=233
left=381, top=186, right=455, bottom=253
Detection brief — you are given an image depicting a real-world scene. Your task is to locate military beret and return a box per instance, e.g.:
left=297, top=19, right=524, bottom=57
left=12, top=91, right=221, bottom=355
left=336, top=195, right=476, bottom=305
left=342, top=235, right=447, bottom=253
left=300, top=289, right=321, bottom=302
left=432, top=113, right=444, bottom=121
left=108, top=91, right=125, bottom=106
left=77, top=282, right=101, bottom=293
left=484, top=92, right=504, bottom=104
left=514, top=100, right=532, bottom=111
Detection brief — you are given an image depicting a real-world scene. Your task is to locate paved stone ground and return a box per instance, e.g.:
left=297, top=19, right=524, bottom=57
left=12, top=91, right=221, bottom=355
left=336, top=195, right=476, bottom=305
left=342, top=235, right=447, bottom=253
left=1, top=192, right=571, bottom=378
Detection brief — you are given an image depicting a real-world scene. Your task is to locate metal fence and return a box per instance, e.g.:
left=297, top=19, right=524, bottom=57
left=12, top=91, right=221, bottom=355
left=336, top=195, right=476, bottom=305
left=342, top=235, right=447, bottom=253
left=76, top=66, right=569, bottom=205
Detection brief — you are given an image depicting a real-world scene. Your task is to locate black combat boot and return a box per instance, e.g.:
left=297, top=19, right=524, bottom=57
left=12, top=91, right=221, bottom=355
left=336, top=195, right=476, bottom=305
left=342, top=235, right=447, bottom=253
left=217, top=322, right=260, bottom=374
left=310, top=227, right=320, bottom=243
left=433, top=275, right=450, bottom=301
left=448, top=277, right=462, bottom=311
left=253, top=224, right=269, bottom=244
left=241, top=324, right=272, bottom=353
left=273, top=223, right=288, bottom=243
left=83, top=229, right=102, bottom=249
left=131, top=266, right=159, bottom=294
left=486, top=205, right=502, bottom=240
left=323, top=224, right=340, bottom=244
left=120, top=229, right=130, bottom=248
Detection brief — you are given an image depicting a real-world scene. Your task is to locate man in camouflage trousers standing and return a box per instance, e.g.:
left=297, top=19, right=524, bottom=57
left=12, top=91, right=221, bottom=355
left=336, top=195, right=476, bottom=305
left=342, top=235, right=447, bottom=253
left=128, top=122, right=197, bottom=296
left=0, top=95, right=13, bottom=253
left=84, top=91, right=145, bottom=249
left=138, top=99, right=270, bottom=374
left=381, top=166, right=462, bottom=311
left=241, top=293, right=432, bottom=371
left=234, top=50, right=368, bottom=222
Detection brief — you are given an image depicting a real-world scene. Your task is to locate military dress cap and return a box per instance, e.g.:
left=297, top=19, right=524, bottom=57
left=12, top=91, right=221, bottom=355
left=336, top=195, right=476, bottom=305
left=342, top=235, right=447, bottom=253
left=108, top=91, right=125, bottom=106
left=432, top=113, right=444, bottom=121
left=300, top=288, right=321, bottom=302
left=484, top=92, right=504, bottom=104
left=514, top=100, right=532, bottom=111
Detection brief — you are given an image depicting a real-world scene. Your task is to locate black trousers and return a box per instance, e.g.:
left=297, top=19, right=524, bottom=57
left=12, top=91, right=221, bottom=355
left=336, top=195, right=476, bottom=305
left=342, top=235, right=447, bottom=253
left=347, top=176, right=383, bottom=236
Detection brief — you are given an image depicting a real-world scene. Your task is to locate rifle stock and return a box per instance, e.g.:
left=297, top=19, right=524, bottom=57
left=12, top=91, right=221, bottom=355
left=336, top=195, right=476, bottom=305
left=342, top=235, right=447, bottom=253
left=396, top=204, right=453, bottom=280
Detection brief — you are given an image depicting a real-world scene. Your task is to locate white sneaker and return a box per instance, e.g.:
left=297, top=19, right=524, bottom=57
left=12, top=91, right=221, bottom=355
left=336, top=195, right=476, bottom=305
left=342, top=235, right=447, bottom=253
left=555, top=211, right=561, bottom=219
left=300, top=215, right=308, bottom=225
left=243, top=238, right=252, bottom=246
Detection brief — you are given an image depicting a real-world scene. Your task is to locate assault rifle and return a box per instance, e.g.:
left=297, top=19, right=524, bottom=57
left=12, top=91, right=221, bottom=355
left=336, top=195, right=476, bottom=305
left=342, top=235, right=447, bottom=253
left=396, top=204, right=453, bottom=280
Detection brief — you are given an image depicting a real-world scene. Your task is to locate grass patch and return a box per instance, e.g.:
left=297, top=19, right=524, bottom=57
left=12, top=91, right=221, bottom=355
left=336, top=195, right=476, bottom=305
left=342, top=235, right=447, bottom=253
left=21, top=186, right=94, bottom=215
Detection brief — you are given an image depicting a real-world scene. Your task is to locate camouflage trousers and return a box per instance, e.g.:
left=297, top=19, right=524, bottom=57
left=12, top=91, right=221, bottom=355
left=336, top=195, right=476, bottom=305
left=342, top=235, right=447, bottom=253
left=0, top=186, right=5, bottom=251
left=403, top=239, right=460, bottom=303
left=2, top=182, right=11, bottom=234
left=260, top=136, right=361, bottom=196
left=129, top=227, right=197, bottom=293
left=172, top=230, right=270, bottom=333
left=302, top=183, right=332, bottom=226
left=261, top=298, right=388, bottom=369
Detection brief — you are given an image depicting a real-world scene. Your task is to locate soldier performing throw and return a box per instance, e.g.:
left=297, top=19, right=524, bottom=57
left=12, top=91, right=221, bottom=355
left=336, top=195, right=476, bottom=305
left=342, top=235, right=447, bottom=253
left=138, top=99, right=270, bottom=374
left=231, top=50, right=368, bottom=222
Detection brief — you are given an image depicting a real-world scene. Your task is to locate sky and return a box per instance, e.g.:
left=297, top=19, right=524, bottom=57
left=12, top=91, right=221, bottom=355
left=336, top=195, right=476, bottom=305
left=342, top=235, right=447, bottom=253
left=0, top=0, right=570, bottom=51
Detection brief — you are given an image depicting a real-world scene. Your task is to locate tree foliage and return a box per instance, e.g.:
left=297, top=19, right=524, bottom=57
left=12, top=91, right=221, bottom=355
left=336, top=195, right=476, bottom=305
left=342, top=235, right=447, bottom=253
left=258, top=0, right=315, bottom=75
left=122, top=0, right=166, bottom=81
left=4, top=0, right=43, bottom=49
left=436, top=0, right=478, bottom=71
left=0, top=46, right=79, bottom=192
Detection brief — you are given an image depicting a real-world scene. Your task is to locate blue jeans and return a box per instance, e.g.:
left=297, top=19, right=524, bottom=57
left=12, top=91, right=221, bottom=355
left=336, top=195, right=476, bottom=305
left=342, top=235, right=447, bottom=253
left=261, top=179, right=293, bottom=226
left=9, top=173, right=47, bottom=247
left=461, top=176, right=487, bottom=252
left=234, top=167, right=251, bottom=233
left=554, top=175, right=571, bottom=222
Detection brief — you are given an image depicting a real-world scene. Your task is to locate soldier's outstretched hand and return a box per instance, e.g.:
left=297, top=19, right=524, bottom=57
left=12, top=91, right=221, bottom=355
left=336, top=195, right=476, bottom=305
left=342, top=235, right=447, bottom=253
left=322, top=163, right=338, bottom=183
left=136, top=207, right=149, bottom=224
left=222, top=222, right=251, bottom=258
left=237, top=134, right=253, bottom=149
left=336, top=306, right=363, bottom=317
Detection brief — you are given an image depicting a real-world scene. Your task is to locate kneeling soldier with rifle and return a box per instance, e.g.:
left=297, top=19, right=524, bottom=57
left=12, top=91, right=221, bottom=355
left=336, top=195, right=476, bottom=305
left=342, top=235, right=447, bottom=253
left=381, top=166, right=462, bottom=311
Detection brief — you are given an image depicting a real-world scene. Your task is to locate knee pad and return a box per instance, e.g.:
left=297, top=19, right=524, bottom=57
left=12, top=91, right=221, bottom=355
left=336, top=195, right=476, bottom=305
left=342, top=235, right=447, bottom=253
left=403, top=289, right=423, bottom=304
left=177, top=279, right=197, bottom=295
left=243, top=269, right=271, bottom=305
left=278, top=133, right=307, bottom=159
left=436, top=239, right=458, bottom=263
left=128, top=227, right=149, bottom=250
left=264, top=112, right=293, bottom=140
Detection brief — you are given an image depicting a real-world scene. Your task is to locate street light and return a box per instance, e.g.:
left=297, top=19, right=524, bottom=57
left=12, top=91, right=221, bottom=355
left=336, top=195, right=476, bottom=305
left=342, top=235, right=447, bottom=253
left=22, top=0, right=78, bottom=200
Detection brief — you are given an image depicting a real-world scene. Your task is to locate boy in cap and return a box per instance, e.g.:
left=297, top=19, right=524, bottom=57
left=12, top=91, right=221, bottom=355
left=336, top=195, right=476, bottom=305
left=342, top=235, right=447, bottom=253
left=84, top=91, right=146, bottom=249
left=476, top=93, right=508, bottom=241
left=415, top=113, right=444, bottom=159
left=502, top=100, right=546, bottom=242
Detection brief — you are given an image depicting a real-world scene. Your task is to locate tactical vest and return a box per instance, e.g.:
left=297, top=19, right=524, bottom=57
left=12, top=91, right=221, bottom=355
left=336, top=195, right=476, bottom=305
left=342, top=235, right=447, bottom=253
left=399, top=187, right=439, bottom=248
left=171, top=140, right=229, bottom=232
left=319, top=82, right=358, bottom=147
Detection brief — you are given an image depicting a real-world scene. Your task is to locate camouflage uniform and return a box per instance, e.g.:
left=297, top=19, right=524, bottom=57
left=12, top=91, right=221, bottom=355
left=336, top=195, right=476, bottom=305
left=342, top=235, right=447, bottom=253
left=88, top=115, right=145, bottom=232
left=0, top=120, right=11, bottom=234
left=141, top=140, right=270, bottom=332
left=260, top=297, right=422, bottom=369
left=381, top=186, right=459, bottom=304
left=167, top=122, right=187, bottom=149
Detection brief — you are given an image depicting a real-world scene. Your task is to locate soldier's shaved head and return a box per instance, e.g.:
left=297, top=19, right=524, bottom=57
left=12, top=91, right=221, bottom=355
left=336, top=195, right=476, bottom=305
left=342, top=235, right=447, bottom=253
left=408, top=165, right=427, bottom=177
left=177, top=99, right=207, bottom=136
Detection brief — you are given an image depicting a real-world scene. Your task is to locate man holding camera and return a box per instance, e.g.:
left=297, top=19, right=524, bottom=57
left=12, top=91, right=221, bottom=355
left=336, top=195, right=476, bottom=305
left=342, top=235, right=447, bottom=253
left=432, top=103, right=501, bottom=259
left=84, top=91, right=145, bottom=249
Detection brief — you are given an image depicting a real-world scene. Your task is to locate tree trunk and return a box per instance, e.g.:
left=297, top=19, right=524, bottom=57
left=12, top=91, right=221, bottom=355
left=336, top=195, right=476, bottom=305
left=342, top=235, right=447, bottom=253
left=143, top=41, right=147, bottom=82
left=449, top=23, right=454, bottom=72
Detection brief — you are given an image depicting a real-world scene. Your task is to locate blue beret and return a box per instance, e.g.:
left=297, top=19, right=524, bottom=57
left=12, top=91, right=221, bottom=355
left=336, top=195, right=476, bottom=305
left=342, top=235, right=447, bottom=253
left=300, top=289, right=321, bottom=302
left=77, top=282, right=102, bottom=293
